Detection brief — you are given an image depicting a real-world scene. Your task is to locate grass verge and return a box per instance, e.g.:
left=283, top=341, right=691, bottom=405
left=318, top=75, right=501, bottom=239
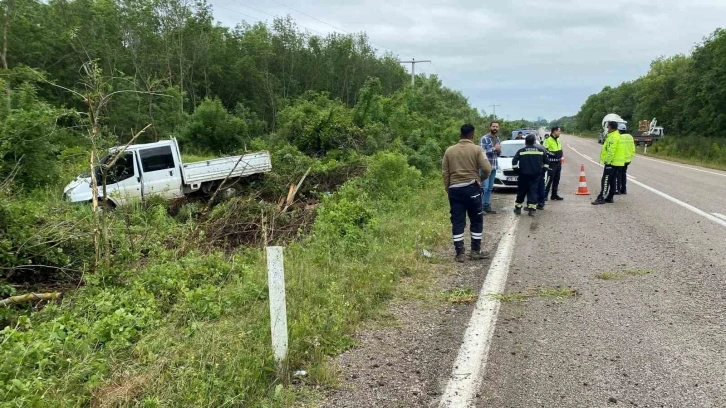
left=0, top=153, right=451, bottom=407
left=636, top=146, right=726, bottom=171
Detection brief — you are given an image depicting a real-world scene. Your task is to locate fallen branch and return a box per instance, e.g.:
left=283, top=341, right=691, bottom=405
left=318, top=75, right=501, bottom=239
left=281, top=167, right=311, bottom=213
left=0, top=292, right=61, bottom=307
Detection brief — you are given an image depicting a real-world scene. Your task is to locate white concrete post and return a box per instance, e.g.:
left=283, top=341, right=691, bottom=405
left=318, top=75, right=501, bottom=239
left=266, top=246, right=288, bottom=368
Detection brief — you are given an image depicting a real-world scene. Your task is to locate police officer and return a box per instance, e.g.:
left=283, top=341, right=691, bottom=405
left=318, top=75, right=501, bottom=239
left=592, top=121, right=625, bottom=205
left=512, top=135, right=549, bottom=216
left=544, top=126, right=564, bottom=201
left=615, top=123, right=635, bottom=194
left=443, top=124, right=492, bottom=262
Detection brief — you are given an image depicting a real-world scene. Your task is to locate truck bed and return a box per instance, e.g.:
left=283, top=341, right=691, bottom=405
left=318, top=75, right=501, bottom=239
left=182, top=151, right=272, bottom=185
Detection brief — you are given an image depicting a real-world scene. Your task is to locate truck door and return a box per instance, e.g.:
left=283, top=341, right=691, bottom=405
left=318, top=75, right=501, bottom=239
left=100, top=151, right=142, bottom=205
left=137, top=145, right=183, bottom=199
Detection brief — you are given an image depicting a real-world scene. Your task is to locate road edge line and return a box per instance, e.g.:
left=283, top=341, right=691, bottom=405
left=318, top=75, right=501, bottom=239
left=567, top=144, right=726, bottom=229
left=438, top=214, right=519, bottom=408
left=635, top=154, right=726, bottom=177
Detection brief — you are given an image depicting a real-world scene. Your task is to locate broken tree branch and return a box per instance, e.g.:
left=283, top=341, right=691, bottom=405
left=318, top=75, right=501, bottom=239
left=0, top=292, right=61, bottom=307
left=281, top=167, right=311, bottom=213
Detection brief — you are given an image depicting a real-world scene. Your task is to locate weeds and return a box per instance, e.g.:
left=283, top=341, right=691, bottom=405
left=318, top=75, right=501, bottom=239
left=490, top=286, right=579, bottom=303
left=596, top=269, right=651, bottom=281
left=0, top=153, right=450, bottom=407
left=441, top=287, right=476, bottom=304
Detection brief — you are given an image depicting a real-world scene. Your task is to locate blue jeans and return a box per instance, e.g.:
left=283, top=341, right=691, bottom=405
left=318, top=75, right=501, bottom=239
left=481, top=170, right=497, bottom=209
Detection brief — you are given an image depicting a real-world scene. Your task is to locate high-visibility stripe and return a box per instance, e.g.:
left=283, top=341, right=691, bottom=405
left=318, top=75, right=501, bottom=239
left=471, top=233, right=483, bottom=238
left=520, top=151, right=543, bottom=155
left=527, top=203, right=537, bottom=209
left=453, top=233, right=464, bottom=239
left=453, top=237, right=464, bottom=242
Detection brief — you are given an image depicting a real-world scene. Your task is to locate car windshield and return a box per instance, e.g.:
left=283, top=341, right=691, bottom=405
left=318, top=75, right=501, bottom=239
left=499, top=143, right=525, bottom=158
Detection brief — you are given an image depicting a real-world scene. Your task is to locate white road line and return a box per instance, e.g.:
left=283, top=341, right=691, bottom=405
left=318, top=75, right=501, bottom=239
left=582, top=154, right=594, bottom=161
left=636, top=154, right=726, bottom=177
left=439, top=215, right=519, bottom=408
left=567, top=144, right=726, bottom=229
left=713, top=213, right=726, bottom=222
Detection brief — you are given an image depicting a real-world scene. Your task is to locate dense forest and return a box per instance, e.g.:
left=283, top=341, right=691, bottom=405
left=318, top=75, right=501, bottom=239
left=563, top=28, right=726, bottom=167
left=573, top=28, right=726, bottom=136
left=0, top=0, right=507, bottom=405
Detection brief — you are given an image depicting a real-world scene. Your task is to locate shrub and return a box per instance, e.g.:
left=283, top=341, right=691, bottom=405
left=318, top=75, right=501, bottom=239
left=179, top=98, right=248, bottom=154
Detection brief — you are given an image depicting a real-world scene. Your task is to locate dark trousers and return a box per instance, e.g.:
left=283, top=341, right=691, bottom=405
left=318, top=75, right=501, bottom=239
left=537, top=171, right=546, bottom=206
left=545, top=165, right=561, bottom=198
left=597, top=165, right=619, bottom=201
left=616, top=162, right=630, bottom=193
left=448, top=184, right=483, bottom=254
left=515, top=173, right=539, bottom=209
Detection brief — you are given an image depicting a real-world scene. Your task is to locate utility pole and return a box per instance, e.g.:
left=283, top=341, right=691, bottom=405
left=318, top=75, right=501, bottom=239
left=398, top=58, right=431, bottom=87
left=489, top=104, right=501, bottom=119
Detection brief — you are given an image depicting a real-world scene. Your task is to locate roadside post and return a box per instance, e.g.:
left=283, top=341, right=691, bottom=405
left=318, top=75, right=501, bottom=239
left=266, top=246, right=289, bottom=378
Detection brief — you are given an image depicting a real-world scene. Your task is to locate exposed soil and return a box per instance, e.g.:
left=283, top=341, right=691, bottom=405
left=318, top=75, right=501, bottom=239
left=320, top=204, right=512, bottom=408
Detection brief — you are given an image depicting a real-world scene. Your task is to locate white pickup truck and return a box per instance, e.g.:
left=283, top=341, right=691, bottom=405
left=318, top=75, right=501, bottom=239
left=63, top=138, right=272, bottom=207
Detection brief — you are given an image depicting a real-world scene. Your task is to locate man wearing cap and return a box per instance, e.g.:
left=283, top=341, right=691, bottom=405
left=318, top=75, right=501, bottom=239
left=615, top=123, right=636, bottom=194
left=593, top=121, right=625, bottom=205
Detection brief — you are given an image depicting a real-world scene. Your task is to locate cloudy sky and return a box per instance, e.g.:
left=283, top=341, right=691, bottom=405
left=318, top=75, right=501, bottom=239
left=211, top=0, right=726, bottom=121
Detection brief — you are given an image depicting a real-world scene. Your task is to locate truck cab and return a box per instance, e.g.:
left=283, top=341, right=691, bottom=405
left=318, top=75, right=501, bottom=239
left=64, top=140, right=184, bottom=206
left=63, top=139, right=272, bottom=207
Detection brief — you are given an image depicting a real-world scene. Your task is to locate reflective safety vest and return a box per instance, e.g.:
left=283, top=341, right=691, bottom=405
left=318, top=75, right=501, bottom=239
left=600, top=130, right=623, bottom=166
left=512, top=145, right=549, bottom=175
left=619, top=133, right=636, bottom=163
left=543, top=136, right=562, bottom=166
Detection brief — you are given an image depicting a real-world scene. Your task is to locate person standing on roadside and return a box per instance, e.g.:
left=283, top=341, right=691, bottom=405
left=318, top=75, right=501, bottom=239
left=592, top=121, right=624, bottom=205
left=443, top=124, right=492, bottom=262
left=615, top=123, right=635, bottom=195
left=544, top=126, right=564, bottom=201
left=479, top=121, right=502, bottom=214
left=512, top=135, right=549, bottom=216
left=533, top=139, right=549, bottom=210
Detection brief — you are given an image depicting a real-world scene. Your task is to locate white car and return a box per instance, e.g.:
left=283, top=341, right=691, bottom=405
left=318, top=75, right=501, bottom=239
left=492, top=140, right=543, bottom=191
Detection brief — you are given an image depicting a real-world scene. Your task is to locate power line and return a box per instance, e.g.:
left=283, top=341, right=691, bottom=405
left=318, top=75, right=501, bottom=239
left=267, top=0, right=351, bottom=34
left=261, top=0, right=412, bottom=58
left=222, top=0, right=328, bottom=36
left=210, top=2, right=262, bottom=24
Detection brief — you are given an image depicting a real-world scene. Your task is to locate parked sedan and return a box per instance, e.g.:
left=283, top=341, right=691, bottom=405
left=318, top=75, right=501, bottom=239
left=492, top=140, right=530, bottom=191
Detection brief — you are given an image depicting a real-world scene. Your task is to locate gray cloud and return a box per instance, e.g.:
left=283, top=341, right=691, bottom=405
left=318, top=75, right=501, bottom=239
left=212, top=0, right=726, bottom=120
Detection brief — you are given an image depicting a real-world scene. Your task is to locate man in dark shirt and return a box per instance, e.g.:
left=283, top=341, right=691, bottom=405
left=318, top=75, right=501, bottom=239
left=512, top=135, right=549, bottom=216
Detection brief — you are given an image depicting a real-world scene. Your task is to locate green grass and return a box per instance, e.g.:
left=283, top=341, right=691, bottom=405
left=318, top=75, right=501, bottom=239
left=637, top=146, right=726, bottom=171
left=441, top=287, right=476, bottom=304
left=0, top=160, right=451, bottom=407
left=636, top=135, right=726, bottom=171
left=596, top=269, right=651, bottom=281
left=489, top=286, right=578, bottom=303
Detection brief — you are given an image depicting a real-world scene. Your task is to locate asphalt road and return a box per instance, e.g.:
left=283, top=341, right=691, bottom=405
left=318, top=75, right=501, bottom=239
left=472, top=135, right=726, bottom=407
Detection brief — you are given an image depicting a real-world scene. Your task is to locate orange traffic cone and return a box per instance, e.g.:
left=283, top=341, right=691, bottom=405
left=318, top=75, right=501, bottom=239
left=575, top=164, right=591, bottom=195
